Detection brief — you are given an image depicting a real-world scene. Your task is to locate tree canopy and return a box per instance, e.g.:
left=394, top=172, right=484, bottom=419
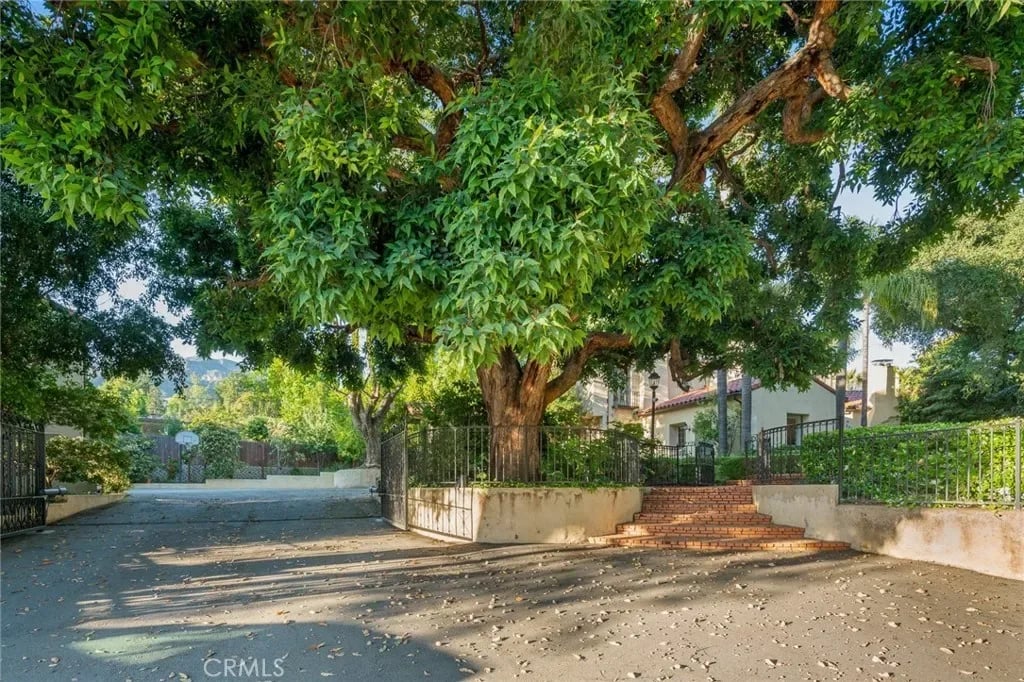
left=0, top=173, right=183, bottom=427
left=3, top=0, right=1022, bottom=474
left=874, top=205, right=1024, bottom=422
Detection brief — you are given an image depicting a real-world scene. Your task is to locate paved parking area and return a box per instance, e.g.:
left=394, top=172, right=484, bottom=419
left=1, top=489, right=1021, bottom=681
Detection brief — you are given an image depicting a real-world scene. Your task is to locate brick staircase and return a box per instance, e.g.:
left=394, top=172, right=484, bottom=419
left=589, top=486, right=849, bottom=551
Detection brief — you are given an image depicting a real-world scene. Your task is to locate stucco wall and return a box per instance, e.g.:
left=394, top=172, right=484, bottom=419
left=753, top=485, right=1024, bottom=581
left=406, top=487, right=644, bottom=544
left=749, top=383, right=835, bottom=436
left=334, top=466, right=380, bottom=489
left=651, top=382, right=836, bottom=452
left=47, top=494, right=125, bottom=524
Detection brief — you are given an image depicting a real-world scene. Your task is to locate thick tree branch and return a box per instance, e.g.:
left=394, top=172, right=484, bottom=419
left=544, top=332, right=632, bottom=404
left=650, top=12, right=706, bottom=188
left=667, top=338, right=697, bottom=390
left=782, top=82, right=828, bottom=144
left=711, top=153, right=752, bottom=210
left=961, top=55, right=999, bottom=75
left=678, top=0, right=844, bottom=189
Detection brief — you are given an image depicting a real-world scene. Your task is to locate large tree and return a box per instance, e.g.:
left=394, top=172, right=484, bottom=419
left=874, top=205, right=1024, bottom=422
left=0, top=173, right=183, bottom=428
left=3, top=1, right=1022, bottom=478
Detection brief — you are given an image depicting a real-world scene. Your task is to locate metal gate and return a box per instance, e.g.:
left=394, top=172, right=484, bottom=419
left=379, top=428, right=407, bottom=529
left=405, top=427, right=475, bottom=540
left=1, top=415, right=47, bottom=537
left=695, top=441, right=716, bottom=485
left=643, top=441, right=717, bottom=485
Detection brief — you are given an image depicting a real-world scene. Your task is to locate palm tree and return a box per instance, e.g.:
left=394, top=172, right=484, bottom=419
left=858, top=271, right=938, bottom=425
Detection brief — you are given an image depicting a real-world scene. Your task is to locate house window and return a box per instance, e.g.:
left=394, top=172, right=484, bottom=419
left=612, top=385, right=632, bottom=408
left=786, top=413, right=808, bottom=445
left=669, top=423, right=688, bottom=446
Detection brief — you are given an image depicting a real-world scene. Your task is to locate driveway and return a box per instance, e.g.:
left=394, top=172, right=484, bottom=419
left=1, top=488, right=1021, bottom=682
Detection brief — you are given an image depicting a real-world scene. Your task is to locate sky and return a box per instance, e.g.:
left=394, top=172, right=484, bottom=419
left=834, top=187, right=917, bottom=369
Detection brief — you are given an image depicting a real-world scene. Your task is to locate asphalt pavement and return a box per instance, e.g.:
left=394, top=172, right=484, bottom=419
left=1, top=488, right=1021, bottom=682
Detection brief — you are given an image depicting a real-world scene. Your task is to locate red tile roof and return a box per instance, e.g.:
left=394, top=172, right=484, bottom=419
left=639, top=378, right=761, bottom=416
left=638, top=376, right=837, bottom=416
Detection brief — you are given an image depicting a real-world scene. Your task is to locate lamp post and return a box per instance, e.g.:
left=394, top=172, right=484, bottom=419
left=648, top=371, right=660, bottom=443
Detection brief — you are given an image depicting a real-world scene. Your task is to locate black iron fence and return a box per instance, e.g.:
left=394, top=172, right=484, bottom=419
left=644, top=442, right=716, bottom=486
left=800, top=420, right=1022, bottom=508
left=745, top=418, right=839, bottom=482
left=404, top=425, right=644, bottom=486
left=1, top=414, right=47, bottom=536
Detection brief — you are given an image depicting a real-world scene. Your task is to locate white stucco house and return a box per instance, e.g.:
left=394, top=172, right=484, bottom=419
left=580, top=363, right=839, bottom=454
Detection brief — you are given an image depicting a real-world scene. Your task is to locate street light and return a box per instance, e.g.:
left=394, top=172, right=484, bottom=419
left=648, top=371, right=660, bottom=443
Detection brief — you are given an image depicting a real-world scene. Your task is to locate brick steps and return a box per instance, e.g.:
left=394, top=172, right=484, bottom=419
left=617, top=523, right=806, bottom=538
left=632, top=512, right=772, bottom=524
left=589, top=485, right=849, bottom=553
left=589, top=534, right=850, bottom=551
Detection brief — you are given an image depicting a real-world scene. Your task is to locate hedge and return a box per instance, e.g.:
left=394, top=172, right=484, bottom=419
left=800, top=420, right=1019, bottom=505
left=46, top=436, right=131, bottom=493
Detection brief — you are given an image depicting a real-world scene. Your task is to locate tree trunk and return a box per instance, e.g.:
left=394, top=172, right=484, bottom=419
left=477, top=347, right=550, bottom=482
left=717, top=369, right=729, bottom=455
left=349, top=387, right=400, bottom=468
left=740, top=374, right=752, bottom=454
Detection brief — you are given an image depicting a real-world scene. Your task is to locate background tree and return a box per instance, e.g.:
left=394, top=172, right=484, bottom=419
left=873, top=206, right=1024, bottom=422
left=0, top=173, right=183, bottom=427
left=3, top=1, right=1021, bottom=478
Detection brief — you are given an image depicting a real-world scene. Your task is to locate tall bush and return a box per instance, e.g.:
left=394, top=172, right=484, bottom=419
left=46, top=436, right=131, bottom=493
left=120, top=433, right=159, bottom=483
left=194, top=423, right=240, bottom=479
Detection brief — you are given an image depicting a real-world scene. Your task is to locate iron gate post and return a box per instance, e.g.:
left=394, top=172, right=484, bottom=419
left=402, top=424, right=409, bottom=529
left=837, top=415, right=845, bottom=503
left=1014, top=418, right=1021, bottom=512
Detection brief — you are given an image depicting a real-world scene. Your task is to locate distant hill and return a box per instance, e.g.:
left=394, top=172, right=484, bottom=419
left=158, top=356, right=241, bottom=397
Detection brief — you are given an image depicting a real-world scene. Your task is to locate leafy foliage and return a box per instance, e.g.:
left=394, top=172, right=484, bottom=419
left=0, top=174, right=184, bottom=428
left=872, top=205, right=1024, bottom=422
left=693, top=401, right=741, bottom=451
left=193, top=422, right=240, bottom=479
left=3, top=1, right=1022, bottom=469
left=46, top=436, right=131, bottom=493
left=800, top=421, right=1018, bottom=505
left=121, top=433, right=159, bottom=483
left=714, top=455, right=748, bottom=483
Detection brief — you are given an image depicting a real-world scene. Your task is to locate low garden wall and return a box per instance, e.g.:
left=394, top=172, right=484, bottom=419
left=406, top=486, right=643, bottom=543
left=47, top=494, right=125, bottom=524
left=753, top=484, right=1023, bottom=581
left=131, top=467, right=381, bottom=491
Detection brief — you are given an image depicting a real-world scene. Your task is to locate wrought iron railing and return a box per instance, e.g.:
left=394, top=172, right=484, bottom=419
left=803, top=420, right=1022, bottom=508
left=745, top=417, right=839, bottom=482
left=644, top=442, right=716, bottom=486
left=1, top=413, right=47, bottom=536
left=404, top=425, right=644, bottom=486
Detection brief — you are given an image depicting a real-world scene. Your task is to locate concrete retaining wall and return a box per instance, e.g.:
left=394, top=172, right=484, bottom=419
left=753, top=484, right=1024, bottom=581
left=334, top=467, right=379, bottom=489
left=406, top=486, right=644, bottom=544
left=132, top=467, right=380, bottom=491
left=47, top=494, right=125, bottom=524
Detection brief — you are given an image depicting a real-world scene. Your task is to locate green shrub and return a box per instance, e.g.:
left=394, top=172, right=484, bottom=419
left=46, top=436, right=131, bottom=493
left=194, top=423, right=240, bottom=479
left=801, top=420, right=1018, bottom=504
left=120, top=433, right=159, bottom=483
left=715, top=455, right=748, bottom=483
